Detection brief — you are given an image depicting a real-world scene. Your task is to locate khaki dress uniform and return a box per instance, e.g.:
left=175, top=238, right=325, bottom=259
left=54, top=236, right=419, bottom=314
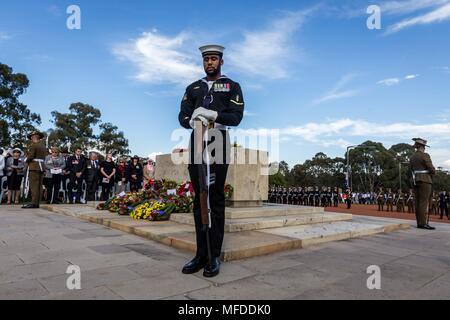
left=409, top=138, right=435, bottom=228
left=24, top=132, right=47, bottom=208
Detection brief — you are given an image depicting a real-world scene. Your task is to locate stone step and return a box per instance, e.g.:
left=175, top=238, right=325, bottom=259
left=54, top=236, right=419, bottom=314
left=40, top=204, right=410, bottom=262
left=145, top=220, right=409, bottom=261
left=225, top=204, right=324, bottom=219
left=170, top=212, right=352, bottom=232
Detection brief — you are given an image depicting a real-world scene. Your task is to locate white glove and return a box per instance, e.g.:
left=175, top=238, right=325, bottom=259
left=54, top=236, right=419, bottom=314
left=189, top=115, right=208, bottom=129
left=192, top=107, right=218, bottom=121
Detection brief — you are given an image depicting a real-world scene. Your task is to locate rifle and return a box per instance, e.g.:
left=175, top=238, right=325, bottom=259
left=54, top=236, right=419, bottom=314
left=194, top=120, right=212, bottom=265
left=21, top=166, right=29, bottom=207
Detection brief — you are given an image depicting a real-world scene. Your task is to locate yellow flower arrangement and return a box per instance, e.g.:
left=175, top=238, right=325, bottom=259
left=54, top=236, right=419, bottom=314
left=130, top=201, right=166, bottom=220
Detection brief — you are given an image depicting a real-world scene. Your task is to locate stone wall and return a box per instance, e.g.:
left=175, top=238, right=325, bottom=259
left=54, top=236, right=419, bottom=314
left=154, top=148, right=268, bottom=207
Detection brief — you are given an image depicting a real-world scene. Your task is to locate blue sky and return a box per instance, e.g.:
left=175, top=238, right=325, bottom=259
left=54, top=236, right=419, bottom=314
left=1, top=0, right=450, bottom=168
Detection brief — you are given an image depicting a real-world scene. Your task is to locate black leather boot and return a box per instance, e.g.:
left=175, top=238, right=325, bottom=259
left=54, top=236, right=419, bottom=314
left=418, top=224, right=436, bottom=230
left=203, top=257, right=221, bottom=278
left=182, top=256, right=208, bottom=274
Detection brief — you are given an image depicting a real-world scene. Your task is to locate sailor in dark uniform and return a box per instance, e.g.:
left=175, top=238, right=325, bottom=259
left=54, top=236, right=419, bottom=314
left=308, top=187, right=314, bottom=206
left=314, top=187, right=320, bottom=207
left=333, top=187, right=339, bottom=207
left=179, top=44, right=244, bottom=278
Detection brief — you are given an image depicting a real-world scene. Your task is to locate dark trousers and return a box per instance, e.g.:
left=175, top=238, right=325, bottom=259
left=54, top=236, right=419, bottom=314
left=68, top=174, right=83, bottom=202
left=62, top=174, right=69, bottom=191
left=346, top=199, right=351, bottom=209
left=101, top=183, right=113, bottom=201
left=439, top=207, right=449, bottom=219
left=86, top=179, right=98, bottom=201
left=414, top=182, right=432, bottom=226
left=188, top=163, right=228, bottom=259
left=130, top=181, right=141, bottom=192
left=48, top=174, right=62, bottom=203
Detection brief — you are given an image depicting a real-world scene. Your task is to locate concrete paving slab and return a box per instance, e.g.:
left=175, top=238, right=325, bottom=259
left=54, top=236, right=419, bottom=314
left=107, top=271, right=211, bottom=300
left=0, top=279, right=49, bottom=300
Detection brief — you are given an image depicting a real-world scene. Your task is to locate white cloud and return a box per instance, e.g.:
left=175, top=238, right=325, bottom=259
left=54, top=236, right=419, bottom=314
left=434, top=109, right=450, bottom=121
left=0, top=32, right=11, bottom=41
left=386, top=2, right=450, bottom=34
left=244, top=110, right=257, bottom=117
left=377, top=78, right=401, bottom=86
left=444, top=159, right=450, bottom=168
left=148, top=152, right=163, bottom=161
left=238, top=118, right=450, bottom=167
left=312, top=74, right=359, bottom=105
left=113, top=30, right=203, bottom=86
left=405, top=74, right=419, bottom=80
left=378, top=74, right=419, bottom=86
left=23, top=54, right=53, bottom=62
left=228, top=9, right=315, bottom=80
left=381, top=0, right=449, bottom=15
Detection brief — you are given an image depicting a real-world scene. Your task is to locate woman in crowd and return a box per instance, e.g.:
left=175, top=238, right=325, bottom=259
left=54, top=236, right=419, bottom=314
left=0, top=148, right=5, bottom=182
left=100, top=152, right=116, bottom=201
left=115, top=157, right=127, bottom=194
left=44, top=147, right=66, bottom=204
left=127, top=156, right=143, bottom=192
left=5, top=148, right=25, bottom=204
left=0, top=148, right=5, bottom=202
left=143, top=159, right=155, bottom=183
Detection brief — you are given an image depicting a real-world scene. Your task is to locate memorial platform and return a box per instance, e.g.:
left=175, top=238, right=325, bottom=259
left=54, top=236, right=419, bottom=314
left=41, top=204, right=410, bottom=261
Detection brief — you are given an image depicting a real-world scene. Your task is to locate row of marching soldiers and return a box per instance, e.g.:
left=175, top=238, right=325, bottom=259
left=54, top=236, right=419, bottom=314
left=268, top=186, right=341, bottom=207
left=0, top=145, right=155, bottom=205
left=376, top=188, right=416, bottom=213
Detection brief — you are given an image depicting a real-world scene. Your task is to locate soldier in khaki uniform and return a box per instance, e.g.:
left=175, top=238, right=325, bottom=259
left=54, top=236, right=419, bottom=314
left=386, top=188, right=394, bottom=212
left=22, top=131, right=47, bottom=209
left=406, top=189, right=415, bottom=213
left=409, top=138, right=436, bottom=230
left=377, top=187, right=385, bottom=211
left=396, top=189, right=405, bottom=212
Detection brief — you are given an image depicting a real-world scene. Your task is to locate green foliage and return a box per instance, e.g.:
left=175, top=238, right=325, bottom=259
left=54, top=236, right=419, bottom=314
left=48, top=103, right=130, bottom=155
left=48, top=102, right=102, bottom=150
left=269, top=172, right=287, bottom=187
left=98, top=122, right=130, bottom=156
left=0, top=63, right=41, bottom=148
left=272, top=141, right=450, bottom=192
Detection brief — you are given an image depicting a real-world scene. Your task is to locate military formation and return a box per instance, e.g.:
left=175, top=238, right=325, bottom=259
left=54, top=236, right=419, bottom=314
left=268, top=186, right=341, bottom=207
left=375, top=188, right=416, bottom=213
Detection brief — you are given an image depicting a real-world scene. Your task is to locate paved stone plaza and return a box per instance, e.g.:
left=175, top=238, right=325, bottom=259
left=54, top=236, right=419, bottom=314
left=1, top=205, right=450, bottom=300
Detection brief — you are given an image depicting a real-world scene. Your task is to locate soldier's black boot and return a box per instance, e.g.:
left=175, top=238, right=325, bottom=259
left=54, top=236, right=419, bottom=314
left=203, top=257, right=221, bottom=278
left=22, top=204, right=39, bottom=209
left=418, top=224, right=436, bottom=230
left=182, top=256, right=208, bottom=274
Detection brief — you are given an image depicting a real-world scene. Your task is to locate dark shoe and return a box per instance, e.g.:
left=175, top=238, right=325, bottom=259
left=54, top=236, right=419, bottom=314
left=182, top=256, right=208, bottom=274
left=203, top=257, right=221, bottom=278
left=22, top=204, right=39, bottom=209
left=418, top=224, right=436, bottom=230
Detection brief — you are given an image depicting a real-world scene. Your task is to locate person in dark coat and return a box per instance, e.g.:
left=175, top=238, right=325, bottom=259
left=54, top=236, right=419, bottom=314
left=85, top=152, right=100, bottom=202
left=127, top=156, right=143, bottom=192
left=5, top=148, right=25, bottom=204
left=115, top=157, right=127, bottom=194
left=66, top=148, right=87, bottom=204
left=100, top=152, right=116, bottom=201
